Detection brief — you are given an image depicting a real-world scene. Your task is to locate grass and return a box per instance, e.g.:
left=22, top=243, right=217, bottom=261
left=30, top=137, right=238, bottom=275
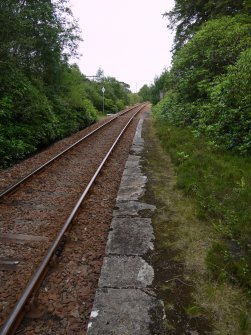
left=95, top=111, right=107, bottom=120
left=143, top=115, right=251, bottom=334
left=154, top=120, right=251, bottom=290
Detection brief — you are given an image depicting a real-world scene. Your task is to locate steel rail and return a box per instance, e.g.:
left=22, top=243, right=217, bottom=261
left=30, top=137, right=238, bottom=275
left=0, top=104, right=142, bottom=200
left=0, top=103, right=146, bottom=335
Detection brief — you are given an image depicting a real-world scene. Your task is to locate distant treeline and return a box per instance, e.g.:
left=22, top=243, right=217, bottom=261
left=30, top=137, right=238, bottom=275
left=0, top=0, right=140, bottom=167
left=139, top=0, right=251, bottom=155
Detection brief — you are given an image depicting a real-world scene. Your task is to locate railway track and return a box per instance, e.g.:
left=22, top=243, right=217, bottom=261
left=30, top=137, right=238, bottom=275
left=0, top=103, right=148, bottom=334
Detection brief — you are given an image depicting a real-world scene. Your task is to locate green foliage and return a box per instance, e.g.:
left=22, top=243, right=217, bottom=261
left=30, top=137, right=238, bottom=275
left=154, top=15, right=251, bottom=154
left=101, top=76, right=130, bottom=113
left=199, top=48, right=251, bottom=154
left=138, top=84, right=152, bottom=102
left=206, top=242, right=235, bottom=282
left=150, top=70, right=172, bottom=105
left=81, top=72, right=131, bottom=114
left=152, top=91, right=184, bottom=124
left=0, top=0, right=81, bottom=83
left=0, top=2, right=132, bottom=167
left=0, top=0, right=89, bottom=167
left=239, top=311, right=250, bottom=334
left=171, top=15, right=251, bottom=89
left=153, top=120, right=251, bottom=289
left=0, top=68, right=54, bottom=165
left=0, top=64, right=99, bottom=166
left=138, top=69, right=172, bottom=104
left=128, top=93, right=142, bottom=105
left=164, top=0, right=248, bottom=51
left=185, top=305, right=203, bottom=317
left=206, top=241, right=251, bottom=289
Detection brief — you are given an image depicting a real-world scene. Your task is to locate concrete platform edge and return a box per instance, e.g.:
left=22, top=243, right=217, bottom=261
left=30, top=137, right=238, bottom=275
left=87, top=114, right=165, bottom=335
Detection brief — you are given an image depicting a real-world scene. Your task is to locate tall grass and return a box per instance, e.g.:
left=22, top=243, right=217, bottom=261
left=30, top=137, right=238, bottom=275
left=154, top=120, right=251, bottom=290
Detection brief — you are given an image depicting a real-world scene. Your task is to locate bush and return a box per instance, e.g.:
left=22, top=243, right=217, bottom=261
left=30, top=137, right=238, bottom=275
left=0, top=65, right=98, bottom=167
left=199, top=48, right=251, bottom=154
left=153, top=16, right=251, bottom=154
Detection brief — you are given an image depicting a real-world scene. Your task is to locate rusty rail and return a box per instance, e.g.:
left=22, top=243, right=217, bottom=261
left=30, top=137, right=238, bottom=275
left=0, top=103, right=146, bottom=335
left=0, top=104, right=142, bottom=200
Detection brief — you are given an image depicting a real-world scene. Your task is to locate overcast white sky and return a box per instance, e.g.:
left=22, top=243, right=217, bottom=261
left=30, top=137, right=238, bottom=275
left=69, top=0, right=175, bottom=92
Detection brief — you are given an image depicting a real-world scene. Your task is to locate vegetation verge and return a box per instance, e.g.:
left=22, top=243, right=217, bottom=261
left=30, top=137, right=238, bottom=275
left=144, top=116, right=251, bottom=334
left=153, top=119, right=251, bottom=291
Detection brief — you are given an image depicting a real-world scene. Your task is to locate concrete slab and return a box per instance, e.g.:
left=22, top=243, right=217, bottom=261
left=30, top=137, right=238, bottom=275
left=119, top=175, right=147, bottom=187
left=133, top=118, right=144, bottom=139
left=124, top=155, right=141, bottom=168
left=132, top=138, right=144, bottom=146
left=122, top=166, right=142, bottom=176
left=116, top=185, right=145, bottom=201
left=131, top=140, right=144, bottom=154
left=113, top=201, right=156, bottom=218
left=128, top=119, right=145, bottom=155
left=106, top=218, right=154, bottom=255
left=98, top=256, right=154, bottom=288
left=87, top=288, right=160, bottom=335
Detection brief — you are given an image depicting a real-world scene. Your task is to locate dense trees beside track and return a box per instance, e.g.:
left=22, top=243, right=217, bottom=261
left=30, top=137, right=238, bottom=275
left=140, top=1, right=251, bottom=155
left=0, top=0, right=133, bottom=167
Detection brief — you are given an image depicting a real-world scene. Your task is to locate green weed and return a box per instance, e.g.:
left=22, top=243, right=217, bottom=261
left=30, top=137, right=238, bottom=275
left=185, top=305, right=203, bottom=318
left=154, top=120, right=251, bottom=290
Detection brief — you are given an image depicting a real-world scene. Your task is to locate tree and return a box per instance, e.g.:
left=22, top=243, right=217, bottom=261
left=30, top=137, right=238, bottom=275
left=101, top=77, right=130, bottom=112
left=171, top=15, right=251, bottom=105
left=150, top=70, right=172, bottom=104
left=96, top=68, right=105, bottom=82
left=153, top=15, right=251, bottom=153
left=0, top=0, right=81, bottom=84
left=0, top=1, right=89, bottom=167
left=164, top=0, right=248, bottom=51
left=201, top=48, right=251, bottom=153
left=0, top=1, right=133, bottom=167
left=138, top=85, right=152, bottom=102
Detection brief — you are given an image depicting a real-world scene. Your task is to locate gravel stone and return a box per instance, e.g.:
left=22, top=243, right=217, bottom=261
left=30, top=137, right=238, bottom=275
left=0, top=106, right=149, bottom=333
